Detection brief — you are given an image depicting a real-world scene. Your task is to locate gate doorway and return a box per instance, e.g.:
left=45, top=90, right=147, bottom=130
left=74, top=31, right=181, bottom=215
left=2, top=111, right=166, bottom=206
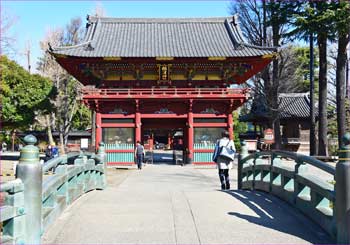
left=142, top=118, right=185, bottom=164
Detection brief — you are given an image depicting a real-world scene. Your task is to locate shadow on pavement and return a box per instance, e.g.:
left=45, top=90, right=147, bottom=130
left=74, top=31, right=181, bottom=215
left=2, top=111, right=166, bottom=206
left=223, top=189, right=333, bottom=244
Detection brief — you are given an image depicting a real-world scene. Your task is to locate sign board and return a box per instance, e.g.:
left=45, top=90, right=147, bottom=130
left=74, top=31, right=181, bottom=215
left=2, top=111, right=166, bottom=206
left=245, top=140, right=257, bottom=151
left=264, top=128, right=275, bottom=144
left=80, top=138, right=89, bottom=149
left=158, top=64, right=170, bottom=81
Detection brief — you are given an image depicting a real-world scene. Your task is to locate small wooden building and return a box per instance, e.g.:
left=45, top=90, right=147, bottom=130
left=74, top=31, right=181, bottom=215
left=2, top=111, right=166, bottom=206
left=240, top=93, right=316, bottom=154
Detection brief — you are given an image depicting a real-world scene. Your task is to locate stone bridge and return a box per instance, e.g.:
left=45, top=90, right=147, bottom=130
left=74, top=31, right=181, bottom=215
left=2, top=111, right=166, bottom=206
left=1, top=134, right=350, bottom=244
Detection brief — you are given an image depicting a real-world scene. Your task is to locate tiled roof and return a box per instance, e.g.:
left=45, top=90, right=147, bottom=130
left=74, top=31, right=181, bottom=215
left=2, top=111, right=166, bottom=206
left=278, top=93, right=314, bottom=119
left=240, top=93, right=317, bottom=122
left=50, top=16, right=276, bottom=58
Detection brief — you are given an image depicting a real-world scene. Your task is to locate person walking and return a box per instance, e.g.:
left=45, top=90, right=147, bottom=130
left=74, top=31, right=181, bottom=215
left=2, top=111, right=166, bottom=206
left=212, top=130, right=236, bottom=190
left=135, top=141, right=145, bottom=170
left=45, top=145, right=53, bottom=161
left=51, top=143, right=59, bottom=158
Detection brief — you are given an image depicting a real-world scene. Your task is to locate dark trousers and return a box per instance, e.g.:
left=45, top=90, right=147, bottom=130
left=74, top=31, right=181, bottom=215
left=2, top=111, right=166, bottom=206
left=218, top=169, right=230, bottom=190
left=136, top=154, right=143, bottom=169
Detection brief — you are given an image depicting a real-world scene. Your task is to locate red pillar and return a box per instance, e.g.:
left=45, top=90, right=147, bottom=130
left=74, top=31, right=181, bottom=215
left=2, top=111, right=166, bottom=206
left=149, top=136, right=154, bottom=150
left=168, top=133, right=172, bottom=149
left=135, top=101, right=141, bottom=144
left=228, top=113, right=234, bottom=140
left=96, top=112, right=102, bottom=150
left=187, top=101, right=194, bottom=164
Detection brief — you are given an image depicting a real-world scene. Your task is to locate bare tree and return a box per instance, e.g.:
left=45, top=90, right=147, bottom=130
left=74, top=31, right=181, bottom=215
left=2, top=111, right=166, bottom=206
left=1, top=10, right=18, bottom=56
left=64, top=18, right=83, bottom=45
left=37, top=18, right=84, bottom=153
left=37, top=28, right=65, bottom=146
left=231, top=0, right=298, bottom=149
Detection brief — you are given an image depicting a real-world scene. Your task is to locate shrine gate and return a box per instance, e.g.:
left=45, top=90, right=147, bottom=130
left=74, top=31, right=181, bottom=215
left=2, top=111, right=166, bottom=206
left=50, top=16, right=275, bottom=166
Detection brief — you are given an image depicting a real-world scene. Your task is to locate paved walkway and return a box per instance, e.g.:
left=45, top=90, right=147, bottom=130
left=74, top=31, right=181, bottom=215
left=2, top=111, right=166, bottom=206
left=43, top=164, right=331, bottom=244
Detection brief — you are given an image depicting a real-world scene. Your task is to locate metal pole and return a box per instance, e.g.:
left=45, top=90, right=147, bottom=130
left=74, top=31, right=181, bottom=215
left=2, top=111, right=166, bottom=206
left=336, top=133, right=350, bottom=244
left=16, top=135, right=42, bottom=244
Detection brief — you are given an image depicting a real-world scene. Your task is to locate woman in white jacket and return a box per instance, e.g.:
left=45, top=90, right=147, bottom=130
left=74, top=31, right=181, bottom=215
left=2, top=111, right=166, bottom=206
left=212, top=131, right=236, bottom=190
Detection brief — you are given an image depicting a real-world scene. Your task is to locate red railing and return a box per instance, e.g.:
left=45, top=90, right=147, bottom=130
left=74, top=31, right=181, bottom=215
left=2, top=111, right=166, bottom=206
left=82, top=87, right=250, bottom=98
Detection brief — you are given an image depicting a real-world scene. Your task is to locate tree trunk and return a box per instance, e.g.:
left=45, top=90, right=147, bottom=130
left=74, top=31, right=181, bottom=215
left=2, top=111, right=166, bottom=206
left=336, top=32, right=349, bottom=147
left=63, top=116, right=73, bottom=147
left=64, top=135, right=69, bottom=147
left=317, top=33, right=328, bottom=156
left=263, top=0, right=267, bottom=46
left=59, top=131, right=65, bottom=155
left=309, top=33, right=317, bottom=155
left=271, top=1, right=281, bottom=150
left=59, top=116, right=66, bottom=155
left=272, top=58, right=281, bottom=150
left=46, top=114, right=55, bottom=145
left=346, top=51, right=349, bottom=99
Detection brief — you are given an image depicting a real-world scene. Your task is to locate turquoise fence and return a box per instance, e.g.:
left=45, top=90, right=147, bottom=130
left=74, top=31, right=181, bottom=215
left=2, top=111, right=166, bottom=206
left=0, top=135, right=107, bottom=244
left=193, top=152, right=213, bottom=163
left=105, top=143, right=134, bottom=149
left=193, top=143, right=215, bottom=163
left=105, top=144, right=134, bottom=164
left=106, top=152, right=134, bottom=163
left=193, top=143, right=216, bottom=150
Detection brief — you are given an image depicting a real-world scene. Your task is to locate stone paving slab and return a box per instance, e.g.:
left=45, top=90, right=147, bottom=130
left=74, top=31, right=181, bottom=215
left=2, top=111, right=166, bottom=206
left=42, top=165, right=332, bottom=244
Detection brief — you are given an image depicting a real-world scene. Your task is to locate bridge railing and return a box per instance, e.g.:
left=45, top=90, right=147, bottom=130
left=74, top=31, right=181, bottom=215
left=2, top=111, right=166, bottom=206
left=0, top=135, right=107, bottom=245
left=0, top=179, right=26, bottom=244
left=238, top=133, right=350, bottom=244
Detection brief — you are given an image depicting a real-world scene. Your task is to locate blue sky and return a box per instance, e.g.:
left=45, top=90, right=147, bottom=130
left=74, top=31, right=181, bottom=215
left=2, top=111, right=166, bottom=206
left=2, top=1, right=232, bottom=71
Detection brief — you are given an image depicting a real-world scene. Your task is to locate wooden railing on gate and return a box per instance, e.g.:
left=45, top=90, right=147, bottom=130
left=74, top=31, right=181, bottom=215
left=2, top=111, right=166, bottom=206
left=82, top=87, right=250, bottom=99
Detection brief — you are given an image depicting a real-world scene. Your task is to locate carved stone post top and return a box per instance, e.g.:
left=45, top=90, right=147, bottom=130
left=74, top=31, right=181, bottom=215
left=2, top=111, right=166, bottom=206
left=342, top=132, right=350, bottom=147
left=19, top=134, right=39, bottom=164
left=98, top=142, right=105, bottom=154
left=339, top=133, right=350, bottom=161
left=240, top=140, right=248, bottom=156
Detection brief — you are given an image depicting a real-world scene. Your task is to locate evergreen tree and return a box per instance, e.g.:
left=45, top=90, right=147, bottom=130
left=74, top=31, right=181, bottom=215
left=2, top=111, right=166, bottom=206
left=231, top=0, right=299, bottom=149
left=1, top=55, right=53, bottom=129
left=333, top=0, right=350, bottom=147
left=293, top=1, right=335, bottom=156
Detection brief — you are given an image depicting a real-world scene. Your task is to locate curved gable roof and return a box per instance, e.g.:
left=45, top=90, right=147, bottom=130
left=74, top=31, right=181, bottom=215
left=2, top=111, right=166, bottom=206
left=50, top=15, right=276, bottom=58
left=240, top=93, right=318, bottom=122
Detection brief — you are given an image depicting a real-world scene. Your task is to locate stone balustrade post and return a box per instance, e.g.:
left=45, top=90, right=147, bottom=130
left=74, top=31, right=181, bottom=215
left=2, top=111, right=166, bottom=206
left=97, top=142, right=107, bottom=188
left=336, top=132, right=350, bottom=244
left=238, top=141, right=248, bottom=189
left=97, top=142, right=106, bottom=165
left=16, top=135, right=42, bottom=244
